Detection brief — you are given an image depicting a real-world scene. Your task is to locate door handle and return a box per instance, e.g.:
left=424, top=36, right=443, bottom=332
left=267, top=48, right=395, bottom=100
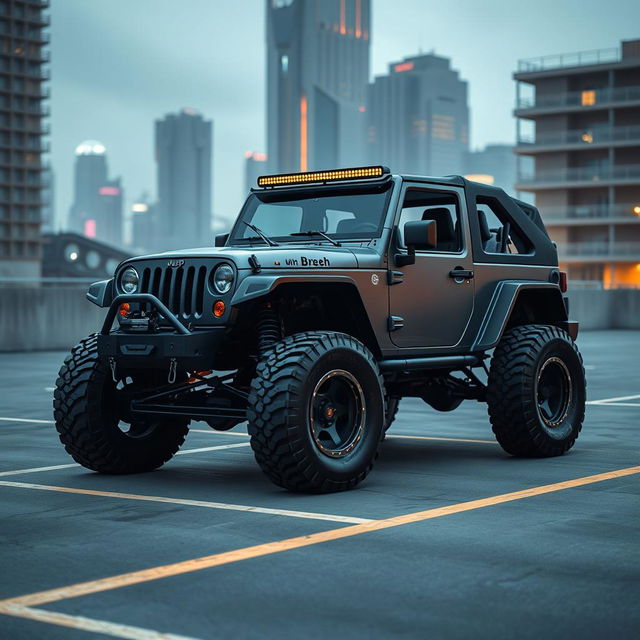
left=449, top=268, right=474, bottom=280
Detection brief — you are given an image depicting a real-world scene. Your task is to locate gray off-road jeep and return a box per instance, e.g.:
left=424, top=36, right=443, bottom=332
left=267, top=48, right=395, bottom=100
left=54, top=166, right=586, bottom=493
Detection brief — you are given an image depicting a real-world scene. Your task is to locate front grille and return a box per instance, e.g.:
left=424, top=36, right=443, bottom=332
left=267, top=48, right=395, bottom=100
left=138, top=264, right=208, bottom=319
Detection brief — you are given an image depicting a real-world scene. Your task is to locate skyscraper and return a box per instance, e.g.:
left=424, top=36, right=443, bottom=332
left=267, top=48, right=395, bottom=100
left=514, top=39, right=640, bottom=287
left=155, top=109, right=212, bottom=251
left=266, top=0, right=370, bottom=174
left=465, top=144, right=517, bottom=194
left=244, top=151, right=267, bottom=195
left=130, top=194, right=156, bottom=253
left=68, top=140, right=123, bottom=247
left=367, top=53, right=469, bottom=176
left=0, top=0, right=50, bottom=277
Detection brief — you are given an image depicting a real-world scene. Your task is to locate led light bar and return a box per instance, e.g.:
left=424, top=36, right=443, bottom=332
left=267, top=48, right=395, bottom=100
left=257, top=165, right=388, bottom=187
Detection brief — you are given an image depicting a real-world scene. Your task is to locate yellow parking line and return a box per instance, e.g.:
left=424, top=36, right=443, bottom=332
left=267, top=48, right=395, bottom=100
left=2, top=464, right=638, bottom=608
left=0, top=480, right=372, bottom=525
left=0, top=603, right=200, bottom=640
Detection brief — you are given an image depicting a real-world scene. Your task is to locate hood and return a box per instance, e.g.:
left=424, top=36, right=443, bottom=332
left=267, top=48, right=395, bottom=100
left=131, top=243, right=376, bottom=270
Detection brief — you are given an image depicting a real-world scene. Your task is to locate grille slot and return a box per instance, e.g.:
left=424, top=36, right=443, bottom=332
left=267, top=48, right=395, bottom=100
left=135, top=262, right=210, bottom=320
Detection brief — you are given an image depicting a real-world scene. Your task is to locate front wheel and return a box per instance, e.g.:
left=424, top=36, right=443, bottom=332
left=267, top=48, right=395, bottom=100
left=487, top=324, right=586, bottom=457
left=53, top=334, right=189, bottom=473
left=247, top=331, right=385, bottom=493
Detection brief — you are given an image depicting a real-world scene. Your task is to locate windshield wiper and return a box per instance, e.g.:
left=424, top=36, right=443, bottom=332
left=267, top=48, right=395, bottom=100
left=289, top=230, right=341, bottom=247
left=242, top=221, right=279, bottom=246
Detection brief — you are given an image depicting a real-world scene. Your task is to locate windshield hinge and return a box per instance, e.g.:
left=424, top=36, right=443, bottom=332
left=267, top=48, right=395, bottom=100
left=387, top=270, right=404, bottom=285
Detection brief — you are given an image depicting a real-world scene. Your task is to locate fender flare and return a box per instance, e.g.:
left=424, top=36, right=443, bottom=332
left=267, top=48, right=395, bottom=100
left=471, top=281, right=566, bottom=352
left=230, top=273, right=359, bottom=307
left=86, top=278, right=114, bottom=308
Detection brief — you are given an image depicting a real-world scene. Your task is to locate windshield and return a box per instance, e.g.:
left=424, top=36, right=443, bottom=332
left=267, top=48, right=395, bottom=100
left=229, top=183, right=392, bottom=245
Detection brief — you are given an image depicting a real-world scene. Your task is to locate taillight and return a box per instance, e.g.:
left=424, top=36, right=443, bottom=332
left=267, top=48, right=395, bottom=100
left=559, top=271, right=568, bottom=293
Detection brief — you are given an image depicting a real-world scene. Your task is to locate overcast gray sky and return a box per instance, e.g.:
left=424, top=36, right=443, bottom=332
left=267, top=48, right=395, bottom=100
left=50, top=0, right=640, bottom=230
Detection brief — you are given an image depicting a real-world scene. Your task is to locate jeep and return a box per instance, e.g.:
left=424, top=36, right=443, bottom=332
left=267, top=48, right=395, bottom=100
left=54, top=166, right=586, bottom=493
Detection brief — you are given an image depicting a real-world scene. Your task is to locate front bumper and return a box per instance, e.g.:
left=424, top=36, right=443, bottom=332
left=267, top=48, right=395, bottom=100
left=98, top=293, right=226, bottom=370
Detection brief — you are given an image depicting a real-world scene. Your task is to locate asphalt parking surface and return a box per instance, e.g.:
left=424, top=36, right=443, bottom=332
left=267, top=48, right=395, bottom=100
left=0, top=330, right=639, bottom=639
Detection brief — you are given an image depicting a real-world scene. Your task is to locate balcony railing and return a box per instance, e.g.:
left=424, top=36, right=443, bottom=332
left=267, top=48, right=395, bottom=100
left=518, top=164, right=640, bottom=185
left=542, top=203, right=640, bottom=220
left=518, top=125, right=640, bottom=148
left=516, top=85, right=640, bottom=110
left=518, top=47, right=620, bottom=72
left=556, top=241, right=640, bottom=257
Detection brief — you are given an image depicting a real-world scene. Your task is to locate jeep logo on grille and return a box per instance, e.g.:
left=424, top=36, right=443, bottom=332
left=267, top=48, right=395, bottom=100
left=167, top=259, right=185, bottom=268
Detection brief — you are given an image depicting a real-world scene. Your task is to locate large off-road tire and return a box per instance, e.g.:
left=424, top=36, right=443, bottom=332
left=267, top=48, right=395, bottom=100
left=385, top=395, right=401, bottom=431
left=53, top=334, right=189, bottom=473
left=247, top=331, right=385, bottom=493
left=487, top=324, right=586, bottom=457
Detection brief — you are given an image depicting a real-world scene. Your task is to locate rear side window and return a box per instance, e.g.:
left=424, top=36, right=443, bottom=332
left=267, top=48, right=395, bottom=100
left=398, top=189, right=462, bottom=252
left=475, top=197, right=532, bottom=255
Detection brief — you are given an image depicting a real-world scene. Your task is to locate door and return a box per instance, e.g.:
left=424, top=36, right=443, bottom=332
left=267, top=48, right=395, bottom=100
left=389, top=185, right=474, bottom=348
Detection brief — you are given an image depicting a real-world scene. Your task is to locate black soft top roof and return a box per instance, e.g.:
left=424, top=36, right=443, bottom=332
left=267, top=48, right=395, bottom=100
left=406, top=175, right=550, bottom=238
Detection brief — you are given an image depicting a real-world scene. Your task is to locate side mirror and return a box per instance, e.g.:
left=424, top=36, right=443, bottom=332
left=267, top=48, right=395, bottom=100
left=404, top=220, right=437, bottom=250
left=215, top=233, right=229, bottom=247
left=395, top=220, right=437, bottom=267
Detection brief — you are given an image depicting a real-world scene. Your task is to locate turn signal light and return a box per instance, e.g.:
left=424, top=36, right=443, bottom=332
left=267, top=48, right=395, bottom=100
left=213, top=300, right=226, bottom=317
left=118, top=303, right=130, bottom=317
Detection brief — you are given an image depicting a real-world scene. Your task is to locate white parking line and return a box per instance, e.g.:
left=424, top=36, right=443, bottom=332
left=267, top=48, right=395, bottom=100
left=0, top=443, right=251, bottom=479
left=0, top=603, right=200, bottom=640
left=0, top=416, right=54, bottom=424
left=175, top=442, right=250, bottom=455
left=587, top=393, right=640, bottom=405
left=0, top=464, right=78, bottom=477
left=0, top=480, right=372, bottom=524
left=387, top=434, right=495, bottom=444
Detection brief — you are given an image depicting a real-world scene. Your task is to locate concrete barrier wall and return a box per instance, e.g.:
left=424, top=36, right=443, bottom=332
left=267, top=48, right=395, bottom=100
left=570, top=289, right=640, bottom=331
left=0, top=287, right=105, bottom=352
left=0, top=287, right=639, bottom=352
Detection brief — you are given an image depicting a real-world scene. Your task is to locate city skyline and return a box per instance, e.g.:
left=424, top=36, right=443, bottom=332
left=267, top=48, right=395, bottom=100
left=50, top=0, right=640, bottom=229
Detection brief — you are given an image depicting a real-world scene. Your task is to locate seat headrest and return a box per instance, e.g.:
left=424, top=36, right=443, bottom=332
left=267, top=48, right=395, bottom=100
left=478, top=209, right=492, bottom=243
left=421, top=207, right=455, bottom=242
left=335, top=218, right=360, bottom=234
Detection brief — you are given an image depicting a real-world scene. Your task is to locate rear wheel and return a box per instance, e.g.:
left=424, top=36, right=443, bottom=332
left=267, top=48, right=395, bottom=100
left=487, top=324, right=585, bottom=457
left=248, top=331, right=385, bottom=493
left=53, top=334, right=189, bottom=473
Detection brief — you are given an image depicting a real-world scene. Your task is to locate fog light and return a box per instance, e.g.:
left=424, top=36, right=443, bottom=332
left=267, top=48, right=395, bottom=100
left=213, top=300, right=226, bottom=317
left=119, top=303, right=130, bottom=317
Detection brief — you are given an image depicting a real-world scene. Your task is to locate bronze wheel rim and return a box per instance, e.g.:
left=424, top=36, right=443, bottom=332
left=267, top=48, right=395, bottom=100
left=309, top=369, right=366, bottom=458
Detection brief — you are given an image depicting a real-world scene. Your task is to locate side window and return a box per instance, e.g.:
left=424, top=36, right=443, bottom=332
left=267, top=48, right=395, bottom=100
left=398, top=189, right=462, bottom=252
left=475, top=197, right=531, bottom=255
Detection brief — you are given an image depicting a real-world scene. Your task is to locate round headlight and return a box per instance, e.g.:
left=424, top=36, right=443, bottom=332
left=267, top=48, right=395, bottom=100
left=120, top=267, right=139, bottom=294
left=213, top=263, right=234, bottom=294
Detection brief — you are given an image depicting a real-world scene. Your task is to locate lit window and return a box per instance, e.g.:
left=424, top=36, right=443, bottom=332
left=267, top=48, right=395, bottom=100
left=432, top=114, right=455, bottom=140
left=281, top=54, right=288, bottom=73
left=633, top=205, right=640, bottom=216
left=581, top=90, right=596, bottom=106
left=581, top=131, right=593, bottom=144
left=465, top=174, right=495, bottom=185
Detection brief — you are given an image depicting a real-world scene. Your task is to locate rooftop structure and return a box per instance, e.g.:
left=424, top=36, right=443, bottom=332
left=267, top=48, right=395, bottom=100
left=514, top=39, right=640, bottom=287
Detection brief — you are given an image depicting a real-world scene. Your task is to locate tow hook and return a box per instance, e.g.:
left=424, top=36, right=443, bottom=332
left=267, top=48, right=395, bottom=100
left=168, top=357, right=177, bottom=384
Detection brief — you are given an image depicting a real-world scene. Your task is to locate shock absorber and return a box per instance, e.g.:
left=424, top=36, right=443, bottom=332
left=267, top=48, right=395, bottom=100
left=257, top=303, right=282, bottom=358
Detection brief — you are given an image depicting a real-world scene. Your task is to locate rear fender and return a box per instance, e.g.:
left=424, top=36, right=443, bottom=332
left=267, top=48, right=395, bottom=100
left=472, top=282, right=569, bottom=351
